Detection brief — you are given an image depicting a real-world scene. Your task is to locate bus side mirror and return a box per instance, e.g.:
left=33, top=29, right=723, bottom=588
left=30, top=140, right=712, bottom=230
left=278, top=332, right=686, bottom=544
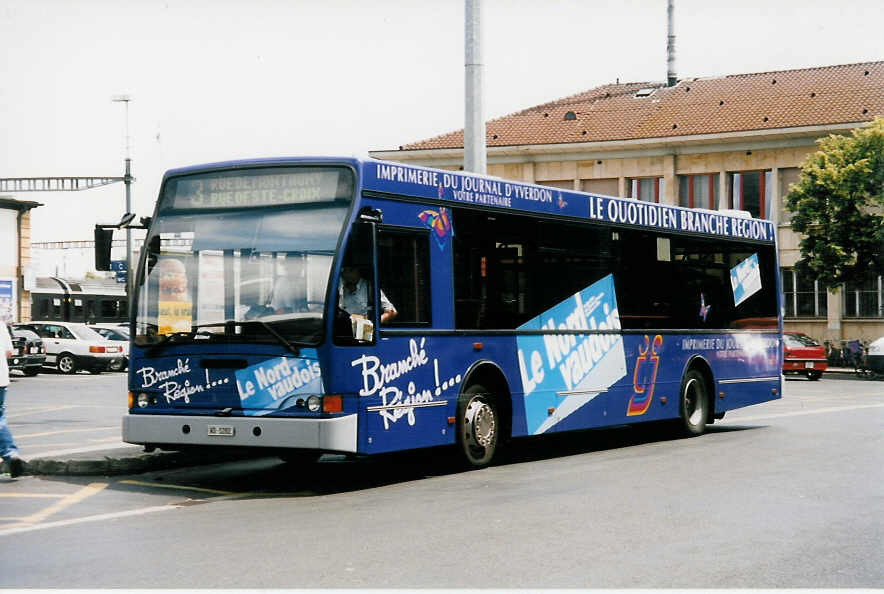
left=94, top=225, right=114, bottom=271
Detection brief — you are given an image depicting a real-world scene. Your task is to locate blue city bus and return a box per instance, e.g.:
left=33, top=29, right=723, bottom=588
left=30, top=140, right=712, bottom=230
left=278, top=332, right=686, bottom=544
left=119, top=157, right=782, bottom=467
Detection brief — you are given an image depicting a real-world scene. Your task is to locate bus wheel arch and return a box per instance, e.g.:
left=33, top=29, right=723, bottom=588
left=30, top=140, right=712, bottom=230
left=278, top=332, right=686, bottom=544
left=457, top=361, right=512, bottom=467
left=678, top=356, right=715, bottom=435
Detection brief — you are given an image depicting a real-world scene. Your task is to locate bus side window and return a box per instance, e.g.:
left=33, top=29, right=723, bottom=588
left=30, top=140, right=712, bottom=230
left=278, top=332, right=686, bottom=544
left=453, top=208, right=614, bottom=330
left=613, top=230, right=677, bottom=329
left=377, top=230, right=431, bottom=325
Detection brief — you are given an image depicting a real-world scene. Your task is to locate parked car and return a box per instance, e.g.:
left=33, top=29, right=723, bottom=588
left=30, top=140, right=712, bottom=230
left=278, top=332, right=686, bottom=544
left=89, top=325, right=129, bottom=371
left=5, top=325, right=47, bottom=376
left=13, top=321, right=124, bottom=375
left=783, top=332, right=827, bottom=380
left=861, top=336, right=884, bottom=378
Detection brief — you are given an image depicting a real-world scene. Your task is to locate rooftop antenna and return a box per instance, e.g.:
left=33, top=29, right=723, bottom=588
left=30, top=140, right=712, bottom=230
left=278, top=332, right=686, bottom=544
left=667, top=0, right=677, bottom=87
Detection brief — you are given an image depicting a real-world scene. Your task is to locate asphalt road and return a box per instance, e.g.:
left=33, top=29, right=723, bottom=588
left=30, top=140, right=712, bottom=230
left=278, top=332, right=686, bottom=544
left=1, top=371, right=882, bottom=588
left=2, top=369, right=129, bottom=458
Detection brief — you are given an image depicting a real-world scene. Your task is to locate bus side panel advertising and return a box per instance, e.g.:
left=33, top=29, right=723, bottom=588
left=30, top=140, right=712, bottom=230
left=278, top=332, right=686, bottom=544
left=515, top=274, right=627, bottom=435
left=347, top=337, right=466, bottom=454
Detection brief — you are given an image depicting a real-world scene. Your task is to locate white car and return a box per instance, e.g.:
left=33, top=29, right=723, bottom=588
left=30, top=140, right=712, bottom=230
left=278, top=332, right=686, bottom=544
left=90, top=324, right=130, bottom=372
left=14, top=321, right=125, bottom=375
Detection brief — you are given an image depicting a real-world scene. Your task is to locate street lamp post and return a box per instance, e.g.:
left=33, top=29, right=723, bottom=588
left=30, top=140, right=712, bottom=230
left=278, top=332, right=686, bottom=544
left=111, top=94, right=133, bottom=296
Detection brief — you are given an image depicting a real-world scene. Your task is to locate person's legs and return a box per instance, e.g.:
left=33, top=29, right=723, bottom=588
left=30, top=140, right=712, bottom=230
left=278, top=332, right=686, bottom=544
left=0, top=386, right=23, bottom=477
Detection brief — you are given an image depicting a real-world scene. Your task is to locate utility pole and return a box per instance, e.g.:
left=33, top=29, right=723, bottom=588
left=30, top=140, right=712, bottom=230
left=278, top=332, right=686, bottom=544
left=112, top=94, right=134, bottom=295
left=464, top=0, right=486, bottom=174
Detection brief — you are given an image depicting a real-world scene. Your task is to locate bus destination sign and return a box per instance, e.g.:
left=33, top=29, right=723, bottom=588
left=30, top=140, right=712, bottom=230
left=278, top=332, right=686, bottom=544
left=166, top=167, right=353, bottom=210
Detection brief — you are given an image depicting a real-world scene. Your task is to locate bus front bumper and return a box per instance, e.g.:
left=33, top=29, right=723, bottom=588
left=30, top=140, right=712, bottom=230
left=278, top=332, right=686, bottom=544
left=123, top=413, right=358, bottom=453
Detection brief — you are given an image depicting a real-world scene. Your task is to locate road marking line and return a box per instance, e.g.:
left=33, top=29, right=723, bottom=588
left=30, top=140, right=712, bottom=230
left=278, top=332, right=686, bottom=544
left=727, top=402, right=884, bottom=422
left=6, top=405, right=81, bottom=419
left=17, top=482, right=108, bottom=525
left=15, top=426, right=118, bottom=439
left=0, top=504, right=179, bottom=537
left=120, top=479, right=250, bottom=497
left=0, top=493, right=66, bottom=499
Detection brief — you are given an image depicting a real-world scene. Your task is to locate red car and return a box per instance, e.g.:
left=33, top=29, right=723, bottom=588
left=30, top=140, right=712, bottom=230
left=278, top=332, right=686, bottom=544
left=783, top=332, right=827, bottom=380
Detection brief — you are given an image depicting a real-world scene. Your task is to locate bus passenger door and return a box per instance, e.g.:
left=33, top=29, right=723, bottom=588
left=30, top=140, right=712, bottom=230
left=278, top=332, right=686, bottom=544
left=355, top=224, right=453, bottom=453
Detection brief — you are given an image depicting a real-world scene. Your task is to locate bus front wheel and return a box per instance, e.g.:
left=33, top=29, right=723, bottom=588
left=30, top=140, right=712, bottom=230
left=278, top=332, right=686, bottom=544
left=456, top=384, right=499, bottom=468
left=677, top=369, right=709, bottom=437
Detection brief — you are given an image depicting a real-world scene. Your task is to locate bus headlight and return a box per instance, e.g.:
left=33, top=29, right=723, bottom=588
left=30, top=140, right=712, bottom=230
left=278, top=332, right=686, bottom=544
left=137, top=393, right=151, bottom=408
left=306, top=395, right=321, bottom=412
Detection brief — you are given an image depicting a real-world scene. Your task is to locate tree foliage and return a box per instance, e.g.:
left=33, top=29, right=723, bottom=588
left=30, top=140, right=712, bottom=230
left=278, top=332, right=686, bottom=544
left=785, top=117, right=884, bottom=289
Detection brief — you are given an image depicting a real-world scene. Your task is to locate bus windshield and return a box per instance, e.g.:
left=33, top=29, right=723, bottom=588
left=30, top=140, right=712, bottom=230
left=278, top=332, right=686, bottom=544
left=134, top=166, right=354, bottom=347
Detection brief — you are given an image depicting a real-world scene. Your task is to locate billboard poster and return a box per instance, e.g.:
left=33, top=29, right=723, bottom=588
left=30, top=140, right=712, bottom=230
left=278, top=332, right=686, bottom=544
left=516, top=274, right=627, bottom=435
left=731, top=253, right=762, bottom=307
left=156, top=258, right=192, bottom=335
left=0, top=278, right=14, bottom=323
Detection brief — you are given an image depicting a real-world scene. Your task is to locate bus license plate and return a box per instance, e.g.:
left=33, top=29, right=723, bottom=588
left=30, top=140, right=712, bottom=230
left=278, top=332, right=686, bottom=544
left=805, top=362, right=814, bottom=369
left=208, top=425, right=235, bottom=437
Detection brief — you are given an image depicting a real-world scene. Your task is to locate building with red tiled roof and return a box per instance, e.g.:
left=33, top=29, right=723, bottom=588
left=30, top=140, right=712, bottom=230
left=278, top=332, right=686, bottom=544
left=370, top=61, right=884, bottom=341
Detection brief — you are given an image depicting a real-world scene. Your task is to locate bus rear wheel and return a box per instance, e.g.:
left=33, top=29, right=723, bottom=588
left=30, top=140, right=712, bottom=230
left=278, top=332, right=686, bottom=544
left=677, top=369, right=709, bottom=437
left=456, top=384, right=499, bottom=468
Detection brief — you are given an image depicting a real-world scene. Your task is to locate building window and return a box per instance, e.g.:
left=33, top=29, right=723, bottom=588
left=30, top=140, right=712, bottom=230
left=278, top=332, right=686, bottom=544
left=843, top=276, right=883, bottom=318
left=678, top=174, right=719, bottom=209
left=581, top=178, right=619, bottom=197
left=778, top=167, right=801, bottom=223
left=728, top=171, right=772, bottom=219
left=781, top=268, right=827, bottom=317
left=628, top=177, right=664, bottom=203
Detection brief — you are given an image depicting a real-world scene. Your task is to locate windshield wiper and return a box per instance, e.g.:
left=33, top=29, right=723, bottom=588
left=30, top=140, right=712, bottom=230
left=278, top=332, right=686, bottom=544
left=143, top=329, right=216, bottom=355
left=141, top=321, right=307, bottom=356
left=191, top=321, right=304, bottom=356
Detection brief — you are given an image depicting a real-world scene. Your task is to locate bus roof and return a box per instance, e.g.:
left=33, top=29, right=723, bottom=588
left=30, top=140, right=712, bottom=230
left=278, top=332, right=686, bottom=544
left=161, top=156, right=361, bottom=180
left=158, top=156, right=775, bottom=243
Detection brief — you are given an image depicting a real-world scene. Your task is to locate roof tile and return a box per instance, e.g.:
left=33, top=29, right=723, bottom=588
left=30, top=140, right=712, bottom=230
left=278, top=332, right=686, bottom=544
left=400, top=61, right=884, bottom=150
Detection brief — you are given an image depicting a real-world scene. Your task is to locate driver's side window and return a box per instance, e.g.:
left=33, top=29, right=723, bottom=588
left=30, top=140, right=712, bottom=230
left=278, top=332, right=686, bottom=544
left=333, top=225, right=375, bottom=345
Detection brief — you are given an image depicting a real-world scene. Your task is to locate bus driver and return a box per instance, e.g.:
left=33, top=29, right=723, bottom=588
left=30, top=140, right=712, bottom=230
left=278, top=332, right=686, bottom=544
left=339, top=265, right=396, bottom=325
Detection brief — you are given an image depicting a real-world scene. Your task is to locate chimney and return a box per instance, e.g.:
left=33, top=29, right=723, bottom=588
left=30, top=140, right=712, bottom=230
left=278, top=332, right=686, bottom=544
left=667, top=0, right=677, bottom=87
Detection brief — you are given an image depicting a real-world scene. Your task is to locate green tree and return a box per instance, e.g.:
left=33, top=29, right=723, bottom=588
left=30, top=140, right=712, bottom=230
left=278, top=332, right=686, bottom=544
left=785, top=117, right=884, bottom=289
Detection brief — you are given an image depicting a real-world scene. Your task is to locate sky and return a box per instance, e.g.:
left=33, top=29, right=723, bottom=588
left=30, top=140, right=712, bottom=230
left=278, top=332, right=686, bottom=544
left=2, top=0, right=882, bottom=245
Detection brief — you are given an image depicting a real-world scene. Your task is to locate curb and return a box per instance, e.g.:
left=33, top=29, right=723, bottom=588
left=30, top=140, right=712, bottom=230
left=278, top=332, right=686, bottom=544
left=23, top=448, right=261, bottom=477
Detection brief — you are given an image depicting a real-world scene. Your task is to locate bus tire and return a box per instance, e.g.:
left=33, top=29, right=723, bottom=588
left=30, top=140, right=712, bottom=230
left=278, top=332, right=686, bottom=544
left=456, top=384, right=499, bottom=468
left=57, top=353, right=78, bottom=375
left=677, top=369, right=709, bottom=437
